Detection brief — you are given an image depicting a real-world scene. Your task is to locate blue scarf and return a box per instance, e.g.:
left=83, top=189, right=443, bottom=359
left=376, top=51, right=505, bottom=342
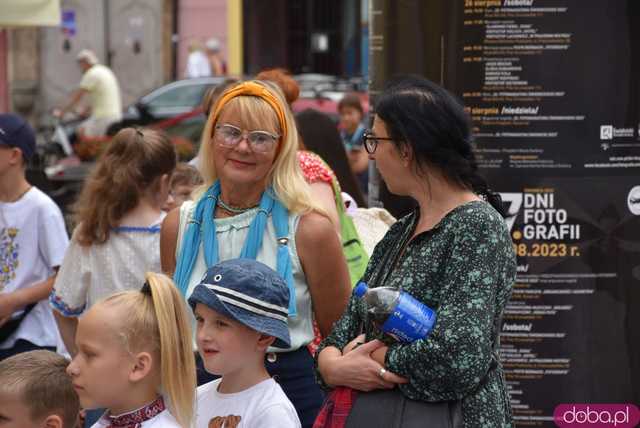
left=174, top=181, right=297, bottom=316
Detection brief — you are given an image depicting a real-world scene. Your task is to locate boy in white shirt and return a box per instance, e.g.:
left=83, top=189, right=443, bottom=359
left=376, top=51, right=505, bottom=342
left=189, top=259, right=301, bottom=428
left=0, top=114, right=68, bottom=360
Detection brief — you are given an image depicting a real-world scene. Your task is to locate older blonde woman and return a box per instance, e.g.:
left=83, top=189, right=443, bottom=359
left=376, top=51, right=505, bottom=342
left=161, top=80, right=351, bottom=427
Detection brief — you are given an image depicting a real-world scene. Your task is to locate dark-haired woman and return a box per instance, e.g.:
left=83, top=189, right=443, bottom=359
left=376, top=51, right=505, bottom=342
left=296, top=108, right=367, bottom=209
left=316, top=76, right=516, bottom=427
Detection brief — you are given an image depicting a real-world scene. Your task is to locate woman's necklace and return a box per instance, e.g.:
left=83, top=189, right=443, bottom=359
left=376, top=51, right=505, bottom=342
left=216, top=198, right=259, bottom=214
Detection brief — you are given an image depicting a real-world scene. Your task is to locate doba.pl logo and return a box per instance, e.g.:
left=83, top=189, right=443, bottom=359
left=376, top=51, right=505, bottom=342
left=554, top=404, right=640, bottom=427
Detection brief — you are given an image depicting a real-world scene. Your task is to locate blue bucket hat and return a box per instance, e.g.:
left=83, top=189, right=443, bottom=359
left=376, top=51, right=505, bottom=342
left=188, top=259, right=291, bottom=348
left=0, top=113, right=36, bottom=161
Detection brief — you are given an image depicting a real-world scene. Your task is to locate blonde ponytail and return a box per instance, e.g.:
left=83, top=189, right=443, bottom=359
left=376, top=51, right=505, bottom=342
left=98, top=273, right=196, bottom=428
left=144, top=272, right=196, bottom=428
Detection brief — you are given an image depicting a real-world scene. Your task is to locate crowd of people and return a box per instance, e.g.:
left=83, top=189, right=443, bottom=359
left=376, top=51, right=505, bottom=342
left=0, top=71, right=516, bottom=427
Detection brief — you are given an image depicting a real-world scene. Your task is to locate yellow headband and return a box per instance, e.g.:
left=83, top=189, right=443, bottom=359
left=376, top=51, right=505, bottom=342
left=210, top=81, right=288, bottom=140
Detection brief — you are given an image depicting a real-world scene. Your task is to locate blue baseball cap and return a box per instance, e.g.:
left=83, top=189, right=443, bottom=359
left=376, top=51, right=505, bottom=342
left=188, top=259, right=291, bottom=348
left=0, top=114, right=36, bottom=161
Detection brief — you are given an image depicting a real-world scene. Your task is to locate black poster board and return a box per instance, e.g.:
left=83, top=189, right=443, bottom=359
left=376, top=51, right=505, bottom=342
left=444, top=1, right=640, bottom=425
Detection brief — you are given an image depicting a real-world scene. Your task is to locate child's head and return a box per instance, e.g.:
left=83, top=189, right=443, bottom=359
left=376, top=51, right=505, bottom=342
left=162, top=163, right=203, bottom=211
left=0, top=350, right=80, bottom=428
left=338, top=93, right=364, bottom=134
left=73, top=127, right=177, bottom=245
left=188, top=259, right=291, bottom=377
left=0, top=113, right=36, bottom=175
left=67, top=273, right=195, bottom=427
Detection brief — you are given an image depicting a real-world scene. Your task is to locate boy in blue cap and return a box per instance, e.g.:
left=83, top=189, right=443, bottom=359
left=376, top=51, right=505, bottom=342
left=0, top=114, right=69, bottom=360
left=189, top=259, right=301, bottom=428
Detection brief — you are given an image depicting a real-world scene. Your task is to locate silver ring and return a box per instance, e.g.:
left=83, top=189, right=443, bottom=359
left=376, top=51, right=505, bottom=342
left=378, top=367, right=387, bottom=379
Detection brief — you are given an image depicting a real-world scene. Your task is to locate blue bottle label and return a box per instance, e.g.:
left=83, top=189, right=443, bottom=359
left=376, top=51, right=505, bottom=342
left=380, top=292, right=437, bottom=342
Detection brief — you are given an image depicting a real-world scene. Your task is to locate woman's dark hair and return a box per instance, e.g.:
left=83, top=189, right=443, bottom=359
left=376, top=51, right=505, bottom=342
left=295, top=108, right=367, bottom=208
left=375, top=75, right=505, bottom=217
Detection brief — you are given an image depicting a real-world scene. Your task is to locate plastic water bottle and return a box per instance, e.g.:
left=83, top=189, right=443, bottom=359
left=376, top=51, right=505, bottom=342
left=354, top=282, right=437, bottom=343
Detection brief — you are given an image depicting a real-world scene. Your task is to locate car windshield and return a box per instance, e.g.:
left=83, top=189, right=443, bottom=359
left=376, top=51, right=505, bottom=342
left=146, top=83, right=208, bottom=109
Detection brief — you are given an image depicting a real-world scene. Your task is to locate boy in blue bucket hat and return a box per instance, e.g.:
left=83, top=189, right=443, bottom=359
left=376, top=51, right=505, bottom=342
left=190, top=258, right=301, bottom=428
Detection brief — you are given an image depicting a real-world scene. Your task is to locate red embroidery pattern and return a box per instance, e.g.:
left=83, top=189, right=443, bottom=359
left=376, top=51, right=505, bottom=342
left=104, top=396, right=165, bottom=428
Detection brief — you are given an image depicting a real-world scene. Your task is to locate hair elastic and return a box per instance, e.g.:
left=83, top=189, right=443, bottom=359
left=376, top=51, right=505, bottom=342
left=140, top=281, right=152, bottom=296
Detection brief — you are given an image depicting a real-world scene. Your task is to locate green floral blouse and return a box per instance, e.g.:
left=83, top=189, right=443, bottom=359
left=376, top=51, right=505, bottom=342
left=317, top=201, right=516, bottom=428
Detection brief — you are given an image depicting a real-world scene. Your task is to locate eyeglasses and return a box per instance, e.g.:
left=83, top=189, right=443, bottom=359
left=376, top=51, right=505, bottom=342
left=214, top=124, right=279, bottom=153
left=362, top=130, right=395, bottom=154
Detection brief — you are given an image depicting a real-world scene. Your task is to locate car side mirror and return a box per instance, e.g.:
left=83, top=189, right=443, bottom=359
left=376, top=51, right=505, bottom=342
left=136, top=101, right=153, bottom=120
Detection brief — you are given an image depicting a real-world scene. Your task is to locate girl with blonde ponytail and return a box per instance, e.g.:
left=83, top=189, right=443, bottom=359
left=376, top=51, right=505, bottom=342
left=66, top=272, right=196, bottom=428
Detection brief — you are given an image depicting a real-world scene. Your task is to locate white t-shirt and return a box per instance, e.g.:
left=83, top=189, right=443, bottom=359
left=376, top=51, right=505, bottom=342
left=196, top=378, right=301, bottom=428
left=50, top=217, right=164, bottom=316
left=79, top=64, right=122, bottom=119
left=185, top=50, right=211, bottom=78
left=91, top=409, right=180, bottom=428
left=0, top=187, right=68, bottom=349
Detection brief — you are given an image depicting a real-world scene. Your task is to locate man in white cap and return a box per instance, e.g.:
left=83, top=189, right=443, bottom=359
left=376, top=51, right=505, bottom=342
left=54, top=49, right=122, bottom=137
